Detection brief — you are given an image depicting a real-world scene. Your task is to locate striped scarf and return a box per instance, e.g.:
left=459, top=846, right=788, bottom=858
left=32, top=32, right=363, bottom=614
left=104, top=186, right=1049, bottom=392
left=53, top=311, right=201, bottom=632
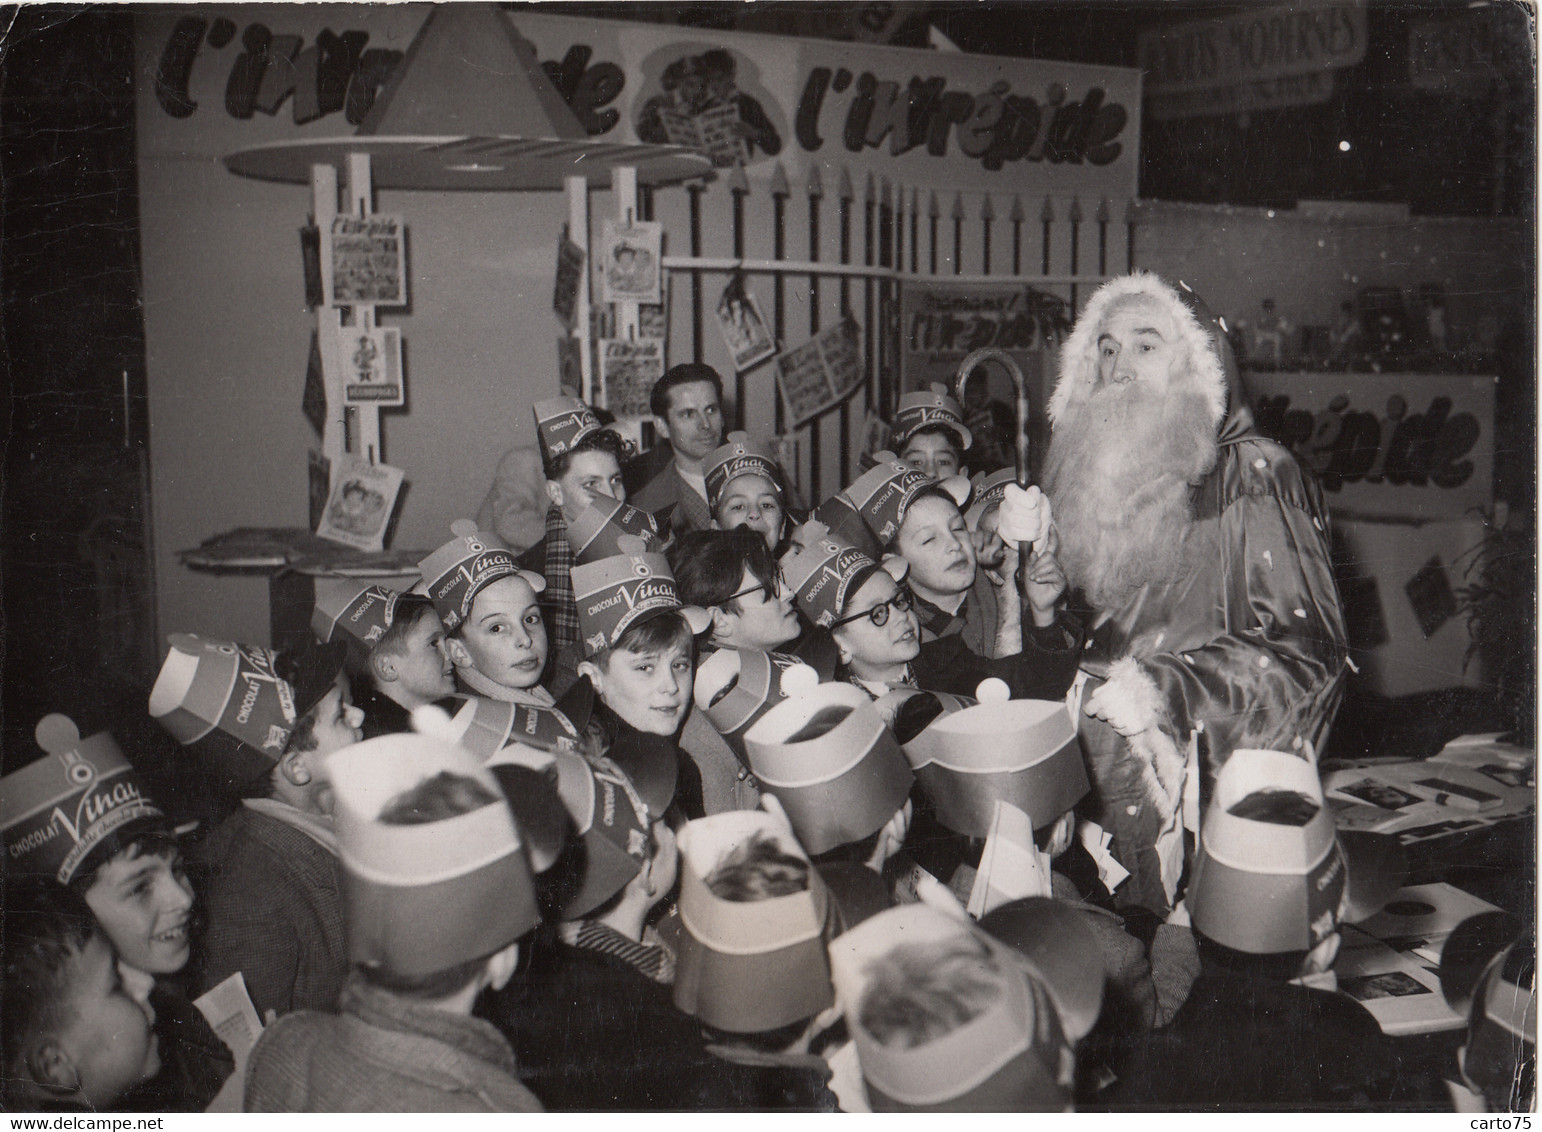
left=559, top=919, right=675, bottom=985
left=540, top=505, right=580, bottom=653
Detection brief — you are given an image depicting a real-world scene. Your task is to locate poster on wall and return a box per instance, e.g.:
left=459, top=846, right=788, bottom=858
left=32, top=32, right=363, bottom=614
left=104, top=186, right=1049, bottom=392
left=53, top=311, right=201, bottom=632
left=557, top=336, right=585, bottom=394
left=552, top=229, right=585, bottom=327
left=328, top=215, right=406, bottom=307
left=315, top=458, right=405, bottom=551
left=774, top=317, right=862, bottom=426
left=337, top=326, right=404, bottom=407
left=599, top=337, right=666, bottom=419
left=599, top=219, right=663, bottom=305
left=716, top=276, right=776, bottom=372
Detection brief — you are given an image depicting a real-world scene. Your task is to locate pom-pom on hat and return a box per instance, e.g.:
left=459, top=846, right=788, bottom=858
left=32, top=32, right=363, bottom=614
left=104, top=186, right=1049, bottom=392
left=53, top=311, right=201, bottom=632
left=809, top=493, right=883, bottom=560
left=828, top=903, right=1075, bottom=1112
left=964, top=468, right=1018, bottom=533
left=149, top=633, right=347, bottom=792
left=434, top=693, right=582, bottom=760
left=417, top=520, right=547, bottom=633
left=843, top=452, right=969, bottom=547
left=324, top=732, right=548, bottom=979
left=570, top=543, right=710, bottom=658
left=895, top=383, right=972, bottom=451
left=311, top=579, right=401, bottom=650
left=1, top=715, right=167, bottom=885
left=673, top=808, right=834, bottom=1033
left=900, top=681, right=1089, bottom=837
left=741, top=682, right=913, bottom=856
left=703, top=431, right=783, bottom=514
left=567, top=496, right=664, bottom=565
left=779, top=520, right=907, bottom=630
left=533, top=395, right=602, bottom=465
left=693, top=648, right=821, bottom=764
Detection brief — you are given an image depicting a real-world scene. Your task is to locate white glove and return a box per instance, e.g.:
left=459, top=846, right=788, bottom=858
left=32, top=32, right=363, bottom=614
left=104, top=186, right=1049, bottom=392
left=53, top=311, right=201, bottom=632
left=995, top=483, right=1051, bottom=552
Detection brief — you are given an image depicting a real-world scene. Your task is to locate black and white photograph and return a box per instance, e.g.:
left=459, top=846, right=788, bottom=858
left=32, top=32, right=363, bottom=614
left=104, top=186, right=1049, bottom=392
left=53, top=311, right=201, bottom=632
left=1, top=0, right=1534, bottom=1117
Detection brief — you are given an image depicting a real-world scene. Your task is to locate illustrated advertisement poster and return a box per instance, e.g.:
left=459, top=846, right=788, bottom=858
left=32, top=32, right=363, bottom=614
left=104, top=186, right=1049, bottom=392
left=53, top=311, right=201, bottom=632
left=774, top=318, right=862, bottom=426
left=329, top=214, right=407, bottom=307
left=716, top=276, right=776, bottom=372
left=599, top=337, right=666, bottom=419
left=315, top=458, right=405, bottom=552
left=338, top=326, right=405, bottom=407
left=599, top=219, right=663, bottom=306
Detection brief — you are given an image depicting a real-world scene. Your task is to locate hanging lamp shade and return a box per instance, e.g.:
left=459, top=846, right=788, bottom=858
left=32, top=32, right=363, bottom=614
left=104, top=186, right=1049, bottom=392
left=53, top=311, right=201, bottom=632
left=224, top=5, right=712, bottom=190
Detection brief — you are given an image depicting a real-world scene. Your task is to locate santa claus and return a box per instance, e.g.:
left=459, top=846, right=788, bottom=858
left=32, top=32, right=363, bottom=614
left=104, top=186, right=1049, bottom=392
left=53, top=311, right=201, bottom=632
left=1007, top=272, right=1349, bottom=916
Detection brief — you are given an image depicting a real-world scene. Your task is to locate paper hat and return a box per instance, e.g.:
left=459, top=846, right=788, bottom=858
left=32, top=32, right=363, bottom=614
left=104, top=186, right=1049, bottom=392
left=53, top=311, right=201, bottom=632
left=1188, top=748, right=1349, bottom=954
left=703, top=431, right=783, bottom=513
left=673, top=809, right=834, bottom=1033
left=895, top=383, right=973, bottom=451
left=325, top=732, right=543, bottom=979
left=900, top=688, right=1089, bottom=837
left=978, top=898, right=1107, bottom=1043
left=810, top=493, right=884, bottom=560
left=965, top=468, right=1018, bottom=532
left=312, top=579, right=401, bottom=649
left=843, top=453, right=970, bottom=547
left=693, top=648, right=822, bottom=763
left=417, top=520, right=547, bottom=633
left=876, top=686, right=977, bottom=745
left=828, top=904, right=1074, bottom=1112
left=741, top=682, right=914, bottom=855
left=435, top=693, right=583, bottom=760
left=149, top=633, right=347, bottom=791
left=780, top=521, right=907, bottom=630
left=571, top=548, right=710, bottom=657
left=1460, top=936, right=1537, bottom=1106
left=533, top=395, right=602, bottom=464
left=1439, top=911, right=1527, bottom=1018
left=488, top=743, right=649, bottom=921
left=567, top=497, right=663, bottom=565
left=0, top=715, right=167, bottom=885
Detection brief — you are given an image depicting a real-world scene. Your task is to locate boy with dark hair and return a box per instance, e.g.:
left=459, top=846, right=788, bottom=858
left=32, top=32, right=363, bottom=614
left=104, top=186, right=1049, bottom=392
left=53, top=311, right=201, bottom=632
left=670, top=528, right=799, bottom=654
left=150, top=633, right=363, bottom=1019
left=894, top=384, right=973, bottom=480
left=244, top=736, right=552, bottom=1111
left=2, top=878, right=161, bottom=1111
left=628, top=362, right=726, bottom=537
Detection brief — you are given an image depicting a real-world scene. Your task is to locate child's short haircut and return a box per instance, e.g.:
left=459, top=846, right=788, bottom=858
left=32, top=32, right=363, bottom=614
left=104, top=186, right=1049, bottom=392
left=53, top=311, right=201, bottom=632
left=858, top=934, right=1007, bottom=1049
left=885, top=483, right=964, bottom=553
left=2, top=878, right=101, bottom=1094
left=901, top=424, right=964, bottom=461
left=1226, top=789, right=1320, bottom=826
left=669, top=529, right=778, bottom=614
left=590, top=611, right=694, bottom=670
left=705, top=831, right=810, bottom=902
left=66, top=825, right=180, bottom=895
left=357, top=772, right=508, bottom=999
left=371, top=594, right=439, bottom=660
left=543, top=427, right=630, bottom=481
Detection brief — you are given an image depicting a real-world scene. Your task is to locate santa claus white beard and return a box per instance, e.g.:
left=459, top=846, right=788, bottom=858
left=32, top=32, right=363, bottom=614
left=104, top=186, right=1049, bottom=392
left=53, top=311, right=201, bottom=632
left=1044, top=382, right=1220, bottom=612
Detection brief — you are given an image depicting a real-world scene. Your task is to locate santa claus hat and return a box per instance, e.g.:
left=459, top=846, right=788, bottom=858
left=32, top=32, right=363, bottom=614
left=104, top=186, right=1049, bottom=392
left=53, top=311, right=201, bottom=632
left=417, top=520, right=546, bottom=633
left=672, top=808, right=834, bottom=1033
left=311, top=579, right=401, bottom=650
left=843, top=452, right=969, bottom=548
left=703, top=431, right=783, bottom=514
left=693, top=648, right=821, bottom=763
left=1049, top=271, right=1227, bottom=430
left=567, top=496, right=664, bottom=565
left=895, top=383, right=972, bottom=451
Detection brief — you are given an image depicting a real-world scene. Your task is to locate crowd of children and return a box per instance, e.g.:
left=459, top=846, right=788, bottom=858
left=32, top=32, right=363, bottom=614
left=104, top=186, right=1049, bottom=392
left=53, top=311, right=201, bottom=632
left=2, top=373, right=1531, bottom=1113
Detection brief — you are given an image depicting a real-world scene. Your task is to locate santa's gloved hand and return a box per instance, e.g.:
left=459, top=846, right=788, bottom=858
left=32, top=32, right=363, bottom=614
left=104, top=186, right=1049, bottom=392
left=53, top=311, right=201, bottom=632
left=995, top=483, right=1051, bottom=550
left=1084, top=658, right=1164, bottom=738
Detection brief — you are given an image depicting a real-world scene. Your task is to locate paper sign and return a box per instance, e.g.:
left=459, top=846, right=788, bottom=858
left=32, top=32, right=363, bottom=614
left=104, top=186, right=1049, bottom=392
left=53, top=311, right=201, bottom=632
left=967, top=799, right=1053, bottom=919
left=716, top=278, right=776, bottom=372
left=192, top=971, right=264, bottom=1061
left=315, top=459, right=404, bottom=552
left=329, top=214, right=406, bottom=307
left=859, top=410, right=891, bottom=461
left=553, top=230, right=585, bottom=327
left=557, top=336, right=585, bottom=393
left=599, top=337, right=665, bottom=419
left=338, top=326, right=404, bottom=407
left=599, top=219, right=663, bottom=305
left=775, top=318, right=863, bottom=426
left=639, top=300, right=668, bottom=341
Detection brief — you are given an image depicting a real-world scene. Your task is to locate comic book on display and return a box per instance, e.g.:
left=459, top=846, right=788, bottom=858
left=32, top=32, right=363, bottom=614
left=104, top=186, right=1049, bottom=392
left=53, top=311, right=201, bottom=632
left=660, top=101, right=748, bottom=168
left=337, top=326, right=404, bottom=407
left=329, top=214, right=406, bottom=307
left=314, top=459, right=405, bottom=552
left=716, top=278, right=776, bottom=372
left=599, top=219, right=663, bottom=306
left=774, top=318, right=863, bottom=426
left=599, top=338, right=665, bottom=420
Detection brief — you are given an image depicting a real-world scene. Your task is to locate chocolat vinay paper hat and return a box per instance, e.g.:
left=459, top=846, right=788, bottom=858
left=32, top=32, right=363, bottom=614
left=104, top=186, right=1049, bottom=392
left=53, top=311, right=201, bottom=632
left=741, top=682, right=913, bottom=856
left=779, top=520, right=907, bottom=630
left=703, top=431, right=784, bottom=513
left=417, top=520, right=547, bottom=633
left=894, top=383, right=973, bottom=451
left=828, top=903, right=1075, bottom=1112
left=965, top=467, right=1017, bottom=533
left=487, top=742, right=650, bottom=921
left=673, top=808, right=834, bottom=1034
left=324, top=732, right=548, bottom=979
left=693, top=648, right=821, bottom=764
left=1460, top=936, right=1537, bottom=1105
left=434, top=693, right=583, bottom=761
left=533, top=396, right=603, bottom=465
left=0, top=715, right=167, bottom=885
left=899, top=680, right=1090, bottom=838
left=311, top=579, right=401, bottom=650
left=149, top=633, right=347, bottom=792
left=567, top=496, right=664, bottom=566
left=842, top=452, right=969, bottom=547
left=809, top=492, right=884, bottom=560
left=1189, top=748, right=1401, bottom=955
left=570, top=543, right=710, bottom=657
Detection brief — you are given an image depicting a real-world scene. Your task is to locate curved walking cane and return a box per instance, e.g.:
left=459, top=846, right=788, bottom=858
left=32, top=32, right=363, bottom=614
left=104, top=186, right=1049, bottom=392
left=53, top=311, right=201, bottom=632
left=956, top=347, right=1032, bottom=587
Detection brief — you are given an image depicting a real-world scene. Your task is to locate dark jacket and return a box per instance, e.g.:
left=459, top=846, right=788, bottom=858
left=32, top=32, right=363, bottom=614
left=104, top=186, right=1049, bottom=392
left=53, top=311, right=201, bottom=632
left=911, top=616, right=1083, bottom=702
left=555, top=676, right=704, bottom=821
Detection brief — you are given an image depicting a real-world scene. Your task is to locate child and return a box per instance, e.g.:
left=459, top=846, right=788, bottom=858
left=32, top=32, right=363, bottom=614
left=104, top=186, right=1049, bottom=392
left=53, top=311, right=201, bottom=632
left=557, top=543, right=711, bottom=819
left=671, top=528, right=801, bottom=654
left=243, top=734, right=551, bottom=1111
left=313, top=581, right=456, bottom=737
left=2, top=878, right=161, bottom=1111
left=419, top=521, right=555, bottom=706
left=519, top=396, right=634, bottom=695
left=150, top=632, right=363, bottom=1019
left=703, top=430, right=797, bottom=554
left=894, top=384, right=973, bottom=479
